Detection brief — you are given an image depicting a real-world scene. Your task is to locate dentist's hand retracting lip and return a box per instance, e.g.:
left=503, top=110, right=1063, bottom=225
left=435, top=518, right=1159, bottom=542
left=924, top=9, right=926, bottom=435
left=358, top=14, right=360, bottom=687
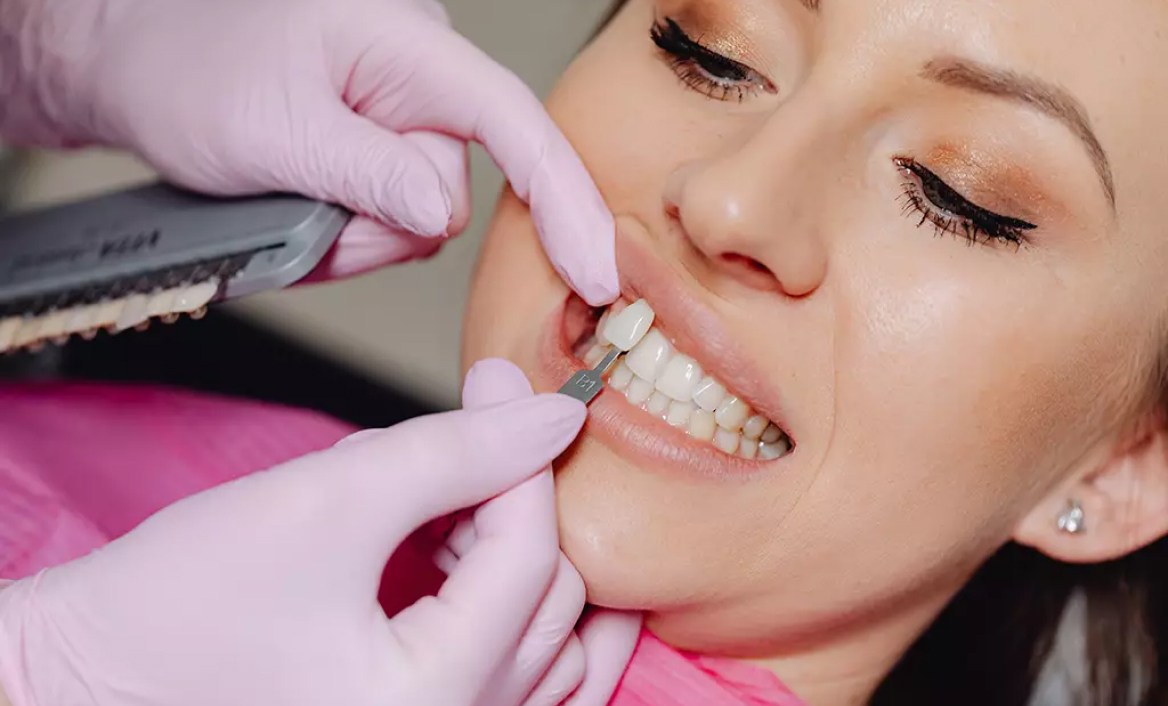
left=540, top=222, right=797, bottom=479
left=17, top=0, right=621, bottom=307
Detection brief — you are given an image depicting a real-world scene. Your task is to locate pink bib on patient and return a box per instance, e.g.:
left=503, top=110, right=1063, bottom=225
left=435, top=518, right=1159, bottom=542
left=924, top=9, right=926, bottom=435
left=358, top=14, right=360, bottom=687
left=613, top=631, right=804, bottom=706
left=0, top=382, right=804, bottom=706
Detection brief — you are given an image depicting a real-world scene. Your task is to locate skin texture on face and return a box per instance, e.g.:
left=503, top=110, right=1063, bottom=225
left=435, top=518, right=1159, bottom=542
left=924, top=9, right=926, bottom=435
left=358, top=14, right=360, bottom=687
left=462, top=0, right=1168, bottom=701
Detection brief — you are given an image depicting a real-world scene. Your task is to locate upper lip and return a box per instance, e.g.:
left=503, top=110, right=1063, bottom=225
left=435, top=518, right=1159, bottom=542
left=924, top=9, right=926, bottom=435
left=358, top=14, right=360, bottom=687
left=612, top=230, right=794, bottom=442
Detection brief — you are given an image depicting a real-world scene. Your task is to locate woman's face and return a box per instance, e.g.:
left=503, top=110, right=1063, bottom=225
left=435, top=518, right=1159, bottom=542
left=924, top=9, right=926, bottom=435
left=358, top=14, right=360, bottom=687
left=463, top=0, right=1168, bottom=662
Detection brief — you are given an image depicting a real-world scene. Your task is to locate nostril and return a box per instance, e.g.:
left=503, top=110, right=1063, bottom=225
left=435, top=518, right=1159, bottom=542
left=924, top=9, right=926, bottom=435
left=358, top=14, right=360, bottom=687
left=720, top=254, right=776, bottom=287
left=718, top=254, right=781, bottom=292
left=734, top=255, right=770, bottom=274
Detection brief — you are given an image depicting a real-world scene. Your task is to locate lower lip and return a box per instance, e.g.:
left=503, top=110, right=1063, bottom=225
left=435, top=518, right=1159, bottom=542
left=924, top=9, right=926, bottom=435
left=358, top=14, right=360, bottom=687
left=536, top=295, right=785, bottom=481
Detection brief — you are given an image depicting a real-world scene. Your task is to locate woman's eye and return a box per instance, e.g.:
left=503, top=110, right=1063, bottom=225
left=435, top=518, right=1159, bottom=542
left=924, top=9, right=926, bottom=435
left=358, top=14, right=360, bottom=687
left=895, top=158, right=1038, bottom=248
left=650, top=19, right=776, bottom=102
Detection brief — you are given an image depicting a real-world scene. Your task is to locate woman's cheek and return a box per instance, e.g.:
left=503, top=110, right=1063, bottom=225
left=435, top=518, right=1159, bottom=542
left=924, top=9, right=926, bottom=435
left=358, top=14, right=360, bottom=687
left=837, top=264, right=1110, bottom=529
left=461, top=193, right=562, bottom=375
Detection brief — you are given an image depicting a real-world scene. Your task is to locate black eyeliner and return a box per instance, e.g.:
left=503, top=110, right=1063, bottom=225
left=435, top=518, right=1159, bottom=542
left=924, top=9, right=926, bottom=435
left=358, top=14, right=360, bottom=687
left=895, top=158, right=1037, bottom=245
left=911, top=162, right=1036, bottom=233
left=650, top=18, right=753, bottom=84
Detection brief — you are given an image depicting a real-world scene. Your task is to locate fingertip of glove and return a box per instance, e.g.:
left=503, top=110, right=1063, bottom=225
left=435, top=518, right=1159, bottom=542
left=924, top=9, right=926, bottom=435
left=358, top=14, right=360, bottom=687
left=556, top=261, right=620, bottom=308
left=530, top=195, right=619, bottom=306
left=333, top=428, right=385, bottom=447
left=463, top=358, right=535, bottom=407
left=464, top=358, right=530, bottom=388
left=484, top=393, right=587, bottom=441
left=389, top=171, right=453, bottom=238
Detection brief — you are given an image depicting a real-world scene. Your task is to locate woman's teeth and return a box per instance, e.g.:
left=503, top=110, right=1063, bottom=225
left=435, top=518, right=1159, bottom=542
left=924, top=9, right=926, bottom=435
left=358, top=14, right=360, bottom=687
left=577, top=299, right=792, bottom=461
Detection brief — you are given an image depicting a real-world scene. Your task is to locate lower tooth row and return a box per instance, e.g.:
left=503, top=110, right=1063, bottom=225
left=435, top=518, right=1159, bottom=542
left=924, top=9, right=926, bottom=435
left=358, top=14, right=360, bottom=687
left=581, top=339, right=791, bottom=461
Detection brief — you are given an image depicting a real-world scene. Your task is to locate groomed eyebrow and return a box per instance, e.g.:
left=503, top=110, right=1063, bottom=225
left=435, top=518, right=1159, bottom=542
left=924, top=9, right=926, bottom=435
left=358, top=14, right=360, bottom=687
left=922, top=57, right=1115, bottom=210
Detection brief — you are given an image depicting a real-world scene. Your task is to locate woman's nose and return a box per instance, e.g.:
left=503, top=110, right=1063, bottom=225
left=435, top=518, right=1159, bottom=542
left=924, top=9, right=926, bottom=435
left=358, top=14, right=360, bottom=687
left=663, top=145, right=828, bottom=299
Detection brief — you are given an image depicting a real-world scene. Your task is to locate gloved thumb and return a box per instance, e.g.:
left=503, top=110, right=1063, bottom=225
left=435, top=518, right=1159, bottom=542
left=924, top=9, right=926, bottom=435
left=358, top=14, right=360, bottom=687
left=299, top=107, right=455, bottom=237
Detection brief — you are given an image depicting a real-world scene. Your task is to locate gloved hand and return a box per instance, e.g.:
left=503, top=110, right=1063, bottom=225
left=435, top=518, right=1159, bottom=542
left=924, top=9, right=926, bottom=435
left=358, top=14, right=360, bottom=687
left=0, top=0, right=617, bottom=303
left=435, top=359, right=642, bottom=706
left=0, top=360, right=638, bottom=706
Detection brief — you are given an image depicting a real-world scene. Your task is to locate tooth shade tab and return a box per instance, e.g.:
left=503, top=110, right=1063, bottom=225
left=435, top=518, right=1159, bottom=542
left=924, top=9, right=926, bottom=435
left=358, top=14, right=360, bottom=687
left=0, top=279, right=223, bottom=355
left=0, top=319, right=19, bottom=349
left=601, top=298, right=655, bottom=351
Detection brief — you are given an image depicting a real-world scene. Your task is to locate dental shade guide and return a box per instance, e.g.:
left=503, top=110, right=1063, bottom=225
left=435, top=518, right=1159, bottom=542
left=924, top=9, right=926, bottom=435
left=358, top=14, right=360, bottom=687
left=558, top=298, right=651, bottom=405
left=559, top=346, right=622, bottom=405
left=0, top=183, right=350, bottom=354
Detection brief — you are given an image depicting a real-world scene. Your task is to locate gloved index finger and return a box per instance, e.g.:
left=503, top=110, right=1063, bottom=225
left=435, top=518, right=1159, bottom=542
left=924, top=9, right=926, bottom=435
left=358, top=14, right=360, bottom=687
left=401, top=26, right=619, bottom=306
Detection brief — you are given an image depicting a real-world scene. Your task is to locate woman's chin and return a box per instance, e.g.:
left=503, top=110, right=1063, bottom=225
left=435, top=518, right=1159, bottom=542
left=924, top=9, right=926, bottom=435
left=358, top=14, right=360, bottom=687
left=557, top=526, right=657, bottom=610
left=553, top=440, right=681, bottom=611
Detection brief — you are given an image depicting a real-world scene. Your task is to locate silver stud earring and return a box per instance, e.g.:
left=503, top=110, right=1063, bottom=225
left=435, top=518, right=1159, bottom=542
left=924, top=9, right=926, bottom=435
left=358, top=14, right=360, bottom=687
left=1057, top=499, right=1086, bottom=534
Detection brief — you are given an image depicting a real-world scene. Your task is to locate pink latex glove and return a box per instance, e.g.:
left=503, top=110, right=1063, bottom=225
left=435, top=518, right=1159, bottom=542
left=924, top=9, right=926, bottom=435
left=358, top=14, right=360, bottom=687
left=437, top=359, right=642, bottom=706
left=0, top=361, right=635, bottom=706
left=0, top=0, right=618, bottom=304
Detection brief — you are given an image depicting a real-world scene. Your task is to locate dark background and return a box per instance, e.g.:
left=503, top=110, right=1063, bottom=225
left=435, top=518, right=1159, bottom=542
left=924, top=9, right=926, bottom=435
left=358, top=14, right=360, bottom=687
left=0, top=310, right=441, bottom=428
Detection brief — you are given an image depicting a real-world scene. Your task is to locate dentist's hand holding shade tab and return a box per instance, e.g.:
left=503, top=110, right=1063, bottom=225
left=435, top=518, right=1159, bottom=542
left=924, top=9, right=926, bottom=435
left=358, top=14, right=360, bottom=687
left=0, top=0, right=618, bottom=303
left=0, top=361, right=638, bottom=706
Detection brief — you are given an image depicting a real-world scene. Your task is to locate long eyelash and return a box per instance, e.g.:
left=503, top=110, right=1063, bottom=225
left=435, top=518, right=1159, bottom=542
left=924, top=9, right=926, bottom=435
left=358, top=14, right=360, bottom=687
left=650, top=19, right=773, bottom=103
left=894, top=157, right=1037, bottom=248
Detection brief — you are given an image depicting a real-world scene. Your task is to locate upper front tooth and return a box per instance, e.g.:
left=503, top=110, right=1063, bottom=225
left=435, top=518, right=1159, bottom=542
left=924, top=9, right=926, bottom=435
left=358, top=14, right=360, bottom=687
left=601, top=299, right=654, bottom=351
left=655, top=354, right=703, bottom=400
left=624, top=328, right=673, bottom=382
left=692, top=377, right=727, bottom=412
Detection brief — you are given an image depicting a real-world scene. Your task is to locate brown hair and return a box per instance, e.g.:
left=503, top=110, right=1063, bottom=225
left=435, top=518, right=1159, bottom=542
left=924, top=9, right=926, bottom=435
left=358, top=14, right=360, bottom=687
left=594, top=3, right=1168, bottom=703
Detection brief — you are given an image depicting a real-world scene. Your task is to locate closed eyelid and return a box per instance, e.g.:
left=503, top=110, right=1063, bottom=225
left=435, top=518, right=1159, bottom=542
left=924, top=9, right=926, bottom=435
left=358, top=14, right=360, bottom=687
left=921, top=57, right=1115, bottom=213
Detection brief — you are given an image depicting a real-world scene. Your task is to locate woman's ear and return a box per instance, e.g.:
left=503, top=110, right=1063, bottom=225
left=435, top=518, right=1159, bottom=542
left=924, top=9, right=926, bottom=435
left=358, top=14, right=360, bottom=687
left=1014, top=412, right=1168, bottom=563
